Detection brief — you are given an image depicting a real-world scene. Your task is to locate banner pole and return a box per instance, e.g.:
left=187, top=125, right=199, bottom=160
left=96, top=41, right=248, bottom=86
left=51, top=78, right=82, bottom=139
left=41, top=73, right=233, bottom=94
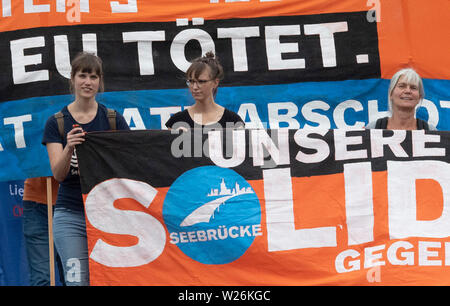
left=46, top=177, right=56, bottom=286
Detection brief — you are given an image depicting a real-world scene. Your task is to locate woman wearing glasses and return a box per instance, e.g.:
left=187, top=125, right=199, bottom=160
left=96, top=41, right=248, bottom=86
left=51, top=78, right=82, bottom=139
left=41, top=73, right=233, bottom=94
left=366, top=68, right=436, bottom=130
left=165, top=51, right=244, bottom=130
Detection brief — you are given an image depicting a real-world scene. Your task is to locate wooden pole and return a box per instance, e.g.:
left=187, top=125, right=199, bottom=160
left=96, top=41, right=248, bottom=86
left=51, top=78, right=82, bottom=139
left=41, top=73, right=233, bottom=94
left=46, top=177, right=56, bottom=286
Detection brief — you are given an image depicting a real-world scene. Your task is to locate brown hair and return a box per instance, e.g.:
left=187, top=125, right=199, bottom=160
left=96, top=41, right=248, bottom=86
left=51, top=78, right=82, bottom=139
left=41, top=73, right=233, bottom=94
left=186, top=51, right=224, bottom=96
left=70, top=52, right=104, bottom=93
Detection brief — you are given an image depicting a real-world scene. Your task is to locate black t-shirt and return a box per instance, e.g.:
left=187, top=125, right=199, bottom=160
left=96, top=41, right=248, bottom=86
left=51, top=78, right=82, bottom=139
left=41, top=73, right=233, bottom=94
left=165, top=108, right=244, bottom=129
left=42, top=103, right=129, bottom=210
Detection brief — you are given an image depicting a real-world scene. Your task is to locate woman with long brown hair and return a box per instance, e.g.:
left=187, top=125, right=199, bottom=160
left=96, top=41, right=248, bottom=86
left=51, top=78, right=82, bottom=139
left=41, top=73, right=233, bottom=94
left=42, top=52, right=129, bottom=285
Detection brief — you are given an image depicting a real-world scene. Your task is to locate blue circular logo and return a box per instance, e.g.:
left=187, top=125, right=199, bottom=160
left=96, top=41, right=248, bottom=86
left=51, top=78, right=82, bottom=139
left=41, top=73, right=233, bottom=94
left=163, top=166, right=261, bottom=265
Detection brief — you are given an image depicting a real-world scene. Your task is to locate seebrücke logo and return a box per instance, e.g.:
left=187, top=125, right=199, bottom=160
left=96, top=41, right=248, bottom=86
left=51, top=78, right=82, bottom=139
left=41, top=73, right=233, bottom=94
left=163, top=166, right=261, bottom=265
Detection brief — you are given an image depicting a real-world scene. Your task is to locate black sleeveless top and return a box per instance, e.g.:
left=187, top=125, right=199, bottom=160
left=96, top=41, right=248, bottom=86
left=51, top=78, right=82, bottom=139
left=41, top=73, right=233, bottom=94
left=374, top=117, right=430, bottom=130
left=165, top=108, right=244, bottom=129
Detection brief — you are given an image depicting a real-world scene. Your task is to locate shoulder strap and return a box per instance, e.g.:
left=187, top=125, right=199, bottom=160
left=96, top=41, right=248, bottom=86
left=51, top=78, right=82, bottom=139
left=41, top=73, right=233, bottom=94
left=375, top=117, right=388, bottom=129
left=416, top=118, right=429, bottom=130
left=107, top=108, right=117, bottom=130
left=54, top=108, right=117, bottom=138
left=54, top=111, right=65, bottom=139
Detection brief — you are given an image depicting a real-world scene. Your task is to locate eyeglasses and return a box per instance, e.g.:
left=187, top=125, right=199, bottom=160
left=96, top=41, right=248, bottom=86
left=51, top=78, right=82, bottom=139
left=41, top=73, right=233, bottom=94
left=186, top=79, right=212, bottom=87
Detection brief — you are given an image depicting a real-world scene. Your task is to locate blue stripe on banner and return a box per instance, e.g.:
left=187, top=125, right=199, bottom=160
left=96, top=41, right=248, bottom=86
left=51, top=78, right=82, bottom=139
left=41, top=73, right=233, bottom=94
left=0, top=78, right=449, bottom=181
left=0, top=180, right=29, bottom=286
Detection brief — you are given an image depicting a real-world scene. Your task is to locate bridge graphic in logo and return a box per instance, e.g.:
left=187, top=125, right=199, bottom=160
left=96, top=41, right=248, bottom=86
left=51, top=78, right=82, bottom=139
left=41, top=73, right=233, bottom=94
left=163, top=166, right=261, bottom=265
left=180, top=178, right=254, bottom=227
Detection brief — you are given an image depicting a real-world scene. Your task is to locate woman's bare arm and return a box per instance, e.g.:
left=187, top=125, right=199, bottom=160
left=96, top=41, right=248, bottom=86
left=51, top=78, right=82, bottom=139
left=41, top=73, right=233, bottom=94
left=46, top=126, right=85, bottom=182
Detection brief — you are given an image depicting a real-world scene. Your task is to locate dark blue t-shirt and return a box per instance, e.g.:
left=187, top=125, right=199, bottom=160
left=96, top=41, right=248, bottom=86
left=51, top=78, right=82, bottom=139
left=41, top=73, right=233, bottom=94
left=42, top=103, right=129, bottom=210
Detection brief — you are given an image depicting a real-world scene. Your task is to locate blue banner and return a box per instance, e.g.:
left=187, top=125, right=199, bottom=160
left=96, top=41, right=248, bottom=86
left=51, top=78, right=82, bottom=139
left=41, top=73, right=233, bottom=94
left=0, top=180, right=29, bottom=286
left=1, top=78, right=449, bottom=182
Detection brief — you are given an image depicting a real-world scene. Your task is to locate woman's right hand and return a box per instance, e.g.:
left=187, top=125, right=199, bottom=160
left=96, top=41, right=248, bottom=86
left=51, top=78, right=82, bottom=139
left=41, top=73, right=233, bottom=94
left=65, top=126, right=86, bottom=152
left=46, top=126, right=85, bottom=182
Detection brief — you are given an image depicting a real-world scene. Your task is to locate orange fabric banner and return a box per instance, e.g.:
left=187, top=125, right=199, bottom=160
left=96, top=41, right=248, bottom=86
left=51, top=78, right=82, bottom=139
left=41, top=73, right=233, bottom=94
left=77, top=129, right=450, bottom=285
left=1, top=0, right=449, bottom=79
